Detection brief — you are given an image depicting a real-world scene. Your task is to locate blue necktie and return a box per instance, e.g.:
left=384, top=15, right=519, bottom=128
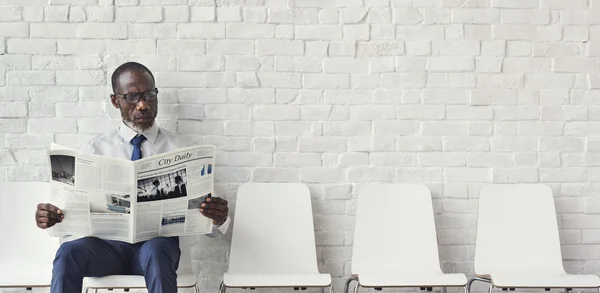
left=131, top=135, right=147, bottom=161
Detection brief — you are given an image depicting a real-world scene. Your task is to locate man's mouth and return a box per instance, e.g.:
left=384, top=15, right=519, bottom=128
left=134, top=116, right=153, bottom=122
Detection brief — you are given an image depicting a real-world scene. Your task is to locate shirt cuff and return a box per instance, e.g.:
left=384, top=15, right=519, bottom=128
left=215, top=216, right=231, bottom=235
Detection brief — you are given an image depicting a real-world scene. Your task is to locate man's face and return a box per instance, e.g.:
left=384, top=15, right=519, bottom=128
left=110, top=70, right=158, bottom=132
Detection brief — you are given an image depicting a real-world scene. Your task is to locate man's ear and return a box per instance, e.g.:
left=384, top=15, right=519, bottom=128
left=110, top=94, right=120, bottom=109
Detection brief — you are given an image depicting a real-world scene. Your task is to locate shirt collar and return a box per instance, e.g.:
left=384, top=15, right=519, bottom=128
left=118, top=121, right=159, bottom=144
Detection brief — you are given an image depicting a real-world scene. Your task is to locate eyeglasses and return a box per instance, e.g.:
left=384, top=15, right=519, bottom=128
left=114, top=88, right=159, bottom=104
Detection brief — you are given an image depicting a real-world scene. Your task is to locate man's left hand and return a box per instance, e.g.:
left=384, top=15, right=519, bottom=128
left=200, top=197, right=228, bottom=225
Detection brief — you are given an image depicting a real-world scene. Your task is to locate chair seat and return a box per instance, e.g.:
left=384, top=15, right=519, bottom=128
left=83, top=273, right=197, bottom=289
left=223, top=273, right=332, bottom=287
left=358, top=273, right=467, bottom=287
left=0, top=263, right=53, bottom=287
left=489, top=273, right=600, bottom=288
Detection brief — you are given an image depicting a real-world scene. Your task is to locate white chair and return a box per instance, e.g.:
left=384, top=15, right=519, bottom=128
left=0, top=182, right=60, bottom=290
left=82, top=235, right=199, bottom=293
left=220, top=183, right=332, bottom=293
left=345, top=184, right=467, bottom=293
left=468, top=184, right=600, bottom=293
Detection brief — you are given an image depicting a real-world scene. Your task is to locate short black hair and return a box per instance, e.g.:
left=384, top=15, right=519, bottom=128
left=111, top=62, right=155, bottom=94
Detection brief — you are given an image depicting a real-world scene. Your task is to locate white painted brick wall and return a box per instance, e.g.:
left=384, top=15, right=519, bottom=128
left=3, top=1, right=600, bottom=293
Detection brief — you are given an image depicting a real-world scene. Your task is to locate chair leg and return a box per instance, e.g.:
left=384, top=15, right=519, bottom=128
left=488, top=285, right=494, bottom=293
left=442, top=287, right=447, bottom=293
left=467, top=276, right=492, bottom=293
left=344, top=277, right=359, bottom=293
left=195, top=284, right=200, bottom=293
left=329, top=284, right=334, bottom=293
left=463, top=286, right=468, bottom=293
left=219, top=281, right=227, bottom=293
left=352, top=281, right=360, bottom=293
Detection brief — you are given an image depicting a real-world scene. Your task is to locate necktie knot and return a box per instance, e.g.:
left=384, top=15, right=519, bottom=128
left=131, top=135, right=146, bottom=146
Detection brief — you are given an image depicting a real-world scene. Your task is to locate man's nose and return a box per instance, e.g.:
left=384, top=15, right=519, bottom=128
left=135, top=98, right=150, bottom=111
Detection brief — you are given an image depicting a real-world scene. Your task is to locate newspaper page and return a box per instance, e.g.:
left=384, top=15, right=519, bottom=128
left=133, top=145, right=214, bottom=243
left=45, top=144, right=215, bottom=244
left=46, top=144, right=136, bottom=242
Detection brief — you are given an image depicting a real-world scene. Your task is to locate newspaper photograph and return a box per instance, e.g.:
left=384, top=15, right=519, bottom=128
left=45, top=144, right=216, bottom=243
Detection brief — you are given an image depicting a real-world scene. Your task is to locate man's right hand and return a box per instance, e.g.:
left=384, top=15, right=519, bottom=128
left=36, top=203, right=64, bottom=229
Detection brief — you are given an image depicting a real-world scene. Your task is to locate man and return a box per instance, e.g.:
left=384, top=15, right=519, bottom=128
left=174, top=175, right=187, bottom=197
left=151, top=179, right=163, bottom=198
left=34, top=62, right=230, bottom=293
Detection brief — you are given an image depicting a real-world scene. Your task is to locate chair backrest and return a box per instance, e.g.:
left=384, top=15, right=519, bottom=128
left=227, top=183, right=320, bottom=274
left=474, top=184, right=565, bottom=275
left=0, top=182, right=60, bottom=269
left=352, top=184, right=443, bottom=275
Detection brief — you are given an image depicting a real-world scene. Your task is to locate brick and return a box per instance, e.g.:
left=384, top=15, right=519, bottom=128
left=396, top=167, right=443, bottom=182
left=116, top=6, right=162, bottom=22
left=154, top=72, right=204, bottom=88
left=257, top=72, right=301, bottom=88
left=129, top=24, right=177, bottom=39
left=432, top=40, right=480, bottom=56
left=427, top=57, right=474, bottom=72
left=178, top=56, right=224, bottom=72
left=107, top=40, right=156, bottom=54
left=541, top=168, right=586, bottom=182
left=371, top=152, right=416, bottom=167
left=85, top=6, right=114, bottom=22
left=0, top=23, right=28, bottom=37
left=525, top=73, right=576, bottom=89
left=541, top=0, right=587, bottom=9
left=204, top=72, right=236, bottom=88
left=0, top=102, right=26, bottom=118
left=305, top=74, right=350, bottom=90
left=29, top=118, right=76, bottom=133
left=296, top=25, right=342, bottom=40
left=382, top=73, right=426, bottom=88
left=357, top=41, right=405, bottom=56
left=301, top=105, right=348, bottom=120
left=1, top=55, right=31, bottom=70
left=178, top=23, right=225, bottom=39
left=348, top=167, right=394, bottom=182
left=319, top=8, right=338, bottom=24
left=275, top=57, right=322, bottom=73
left=243, top=7, right=267, bottom=23
left=253, top=168, right=298, bottom=182
left=79, top=23, right=127, bottom=39
left=191, top=6, right=215, bottom=21
left=343, top=24, right=369, bottom=40
left=373, top=121, right=419, bottom=135
left=371, top=24, right=394, bottom=39
left=323, top=58, right=368, bottom=74
left=164, top=6, right=190, bottom=22
left=503, top=58, right=550, bottom=73
left=393, top=8, right=422, bottom=24
left=30, top=86, right=78, bottom=102
left=452, top=9, right=499, bottom=24
left=494, top=25, right=537, bottom=40
left=269, top=8, right=319, bottom=24
left=23, top=6, right=43, bottom=22
left=44, top=5, right=69, bottom=21
left=445, top=167, right=491, bottom=182
left=157, top=40, right=205, bottom=55
left=205, top=104, right=249, bottom=120
left=444, top=137, right=490, bottom=151
left=341, top=7, right=368, bottom=23
left=207, top=40, right=254, bottom=55
left=7, top=71, right=54, bottom=86
left=300, top=168, right=344, bottom=183
left=492, top=0, right=538, bottom=8
left=275, top=121, right=311, bottom=136
left=253, top=105, right=299, bottom=120
left=426, top=73, right=476, bottom=88
left=227, top=23, right=275, bottom=39
left=255, top=40, right=304, bottom=56
left=0, top=5, right=22, bottom=21
left=58, top=40, right=106, bottom=54
left=552, top=58, right=599, bottom=73
left=32, top=56, right=77, bottom=70
left=501, top=10, right=550, bottom=25
left=493, top=168, right=539, bottom=183
left=56, top=70, right=104, bottom=86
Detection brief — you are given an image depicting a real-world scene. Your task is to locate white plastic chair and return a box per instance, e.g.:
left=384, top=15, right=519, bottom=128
left=345, top=184, right=467, bottom=293
left=220, top=183, right=332, bottom=293
left=0, top=182, right=60, bottom=290
left=82, top=235, right=198, bottom=292
left=468, top=184, right=600, bottom=293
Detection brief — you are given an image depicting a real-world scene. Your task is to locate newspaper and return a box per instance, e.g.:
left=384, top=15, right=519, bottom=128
left=45, top=143, right=216, bottom=243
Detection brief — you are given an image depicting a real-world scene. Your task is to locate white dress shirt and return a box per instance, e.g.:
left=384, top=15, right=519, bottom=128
left=80, top=121, right=230, bottom=237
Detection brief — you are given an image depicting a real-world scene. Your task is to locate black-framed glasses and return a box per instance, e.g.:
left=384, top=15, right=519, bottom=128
left=115, top=88, right=159, bottom=104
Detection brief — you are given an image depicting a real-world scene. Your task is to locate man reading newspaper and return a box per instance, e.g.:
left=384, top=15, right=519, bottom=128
left=34, top=62, right=230, bottom=293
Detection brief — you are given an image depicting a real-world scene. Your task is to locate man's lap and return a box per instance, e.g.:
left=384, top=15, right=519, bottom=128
left=55, top=236, right=180, bottom=277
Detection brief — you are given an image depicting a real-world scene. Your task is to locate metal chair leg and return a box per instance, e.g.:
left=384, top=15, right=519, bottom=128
left=442, top=288, right=447, bottom=293
left=219, top=281, right=227, bottom=293
left=344, top=277, right=359, bottom=293
left=353, top=281, right=360, bottom=293
left=329, top=284, right=334, bottom=293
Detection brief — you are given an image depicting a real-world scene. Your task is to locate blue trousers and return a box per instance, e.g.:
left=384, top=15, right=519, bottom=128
left=51, top=236, right=180, bottom=293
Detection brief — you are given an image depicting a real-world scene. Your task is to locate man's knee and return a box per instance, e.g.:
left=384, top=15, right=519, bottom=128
left=139, top=237, right=180, bottom=266
left=55, top=237, right=98, bottom=263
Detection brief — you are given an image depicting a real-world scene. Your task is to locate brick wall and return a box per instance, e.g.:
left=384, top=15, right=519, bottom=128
left=1, top=0, right=600, bottom=292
